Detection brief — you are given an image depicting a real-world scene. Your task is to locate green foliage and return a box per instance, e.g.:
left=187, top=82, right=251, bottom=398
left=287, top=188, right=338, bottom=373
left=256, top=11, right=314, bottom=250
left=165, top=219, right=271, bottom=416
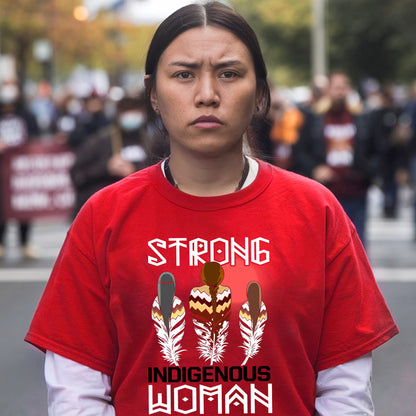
left=232, top=0, right=311, bottom=86
left=0, top=0, right=156, bottom=86
left=327, top=0, right=398, bottom=83
left=233, top=0, right=416, bottom=86
left=2, top=0, right=416, bottom=88
left=327, top=0, right=416, bottom=83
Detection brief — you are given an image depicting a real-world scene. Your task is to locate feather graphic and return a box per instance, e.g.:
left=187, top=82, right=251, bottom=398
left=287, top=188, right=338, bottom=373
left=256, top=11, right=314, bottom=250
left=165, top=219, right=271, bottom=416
left=239, top=281, right=267, bottom=366
left=151, top=272, right=186, bottom=366
left=193, top=317, right=229, bottom=364
left=158, top=272, right=176, bottom=333
left=189, top=262, right=231, bottom=365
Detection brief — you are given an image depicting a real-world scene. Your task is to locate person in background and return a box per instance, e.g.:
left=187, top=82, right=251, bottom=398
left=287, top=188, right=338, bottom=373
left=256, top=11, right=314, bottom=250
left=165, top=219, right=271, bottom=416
left=402, top=81, right=416, bottom=240
left=53, top=92, right=84, bottom=142
left=66, top=92, right=111, bottom=150
left=368, top=87, right=411, bottom=218
left=69, top=93, right=154, bottom=216
left=309, top=73, right=330, bottom=114
left=0, top=81, right=39, bottom=260
left=266, top=89, right=304, bottom=169
left=29, top=80, right=56, bottom=136
left=26, top=3, right=398, bottom=415
left=249, top=88, right=304, bottom=169
left=296, top=72, right=380, bottom=246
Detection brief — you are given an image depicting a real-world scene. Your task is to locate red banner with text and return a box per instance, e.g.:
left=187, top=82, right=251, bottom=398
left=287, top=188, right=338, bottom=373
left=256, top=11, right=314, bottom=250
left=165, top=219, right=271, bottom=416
left=0, top=141, right=75, bottom=221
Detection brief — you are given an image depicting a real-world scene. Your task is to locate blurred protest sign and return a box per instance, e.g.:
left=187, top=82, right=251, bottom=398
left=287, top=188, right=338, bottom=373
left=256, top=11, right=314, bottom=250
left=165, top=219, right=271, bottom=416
left=0, top=140, right=75, bottom=220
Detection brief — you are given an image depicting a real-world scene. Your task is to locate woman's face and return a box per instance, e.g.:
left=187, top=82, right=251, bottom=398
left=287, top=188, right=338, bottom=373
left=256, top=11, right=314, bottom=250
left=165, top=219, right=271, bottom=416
left=150, top=26, right=259, bottom=158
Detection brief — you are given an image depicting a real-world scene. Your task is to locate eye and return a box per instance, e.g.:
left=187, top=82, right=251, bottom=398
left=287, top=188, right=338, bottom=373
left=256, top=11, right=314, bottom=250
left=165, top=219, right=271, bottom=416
left=175, top=72, right=193, bottom=80
left=220, top=71, right=238, bottom=79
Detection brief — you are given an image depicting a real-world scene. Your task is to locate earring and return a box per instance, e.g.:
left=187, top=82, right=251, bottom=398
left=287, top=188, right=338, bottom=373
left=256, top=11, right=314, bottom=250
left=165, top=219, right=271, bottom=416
left=154, top=105, right=160, bottom=115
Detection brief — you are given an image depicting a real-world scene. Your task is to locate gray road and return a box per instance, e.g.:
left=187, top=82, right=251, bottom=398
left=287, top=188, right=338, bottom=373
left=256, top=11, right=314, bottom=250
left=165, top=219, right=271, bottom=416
left=373, top=281, right=415, bottom=416
left=0, top=186, right=415, bottom=415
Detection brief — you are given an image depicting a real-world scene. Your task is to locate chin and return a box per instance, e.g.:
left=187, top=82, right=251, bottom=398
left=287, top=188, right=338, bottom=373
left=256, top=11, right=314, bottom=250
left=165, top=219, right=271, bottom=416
left=192, top=140, right=242, bottom=159
left=170, top=132, right=243, bottom=159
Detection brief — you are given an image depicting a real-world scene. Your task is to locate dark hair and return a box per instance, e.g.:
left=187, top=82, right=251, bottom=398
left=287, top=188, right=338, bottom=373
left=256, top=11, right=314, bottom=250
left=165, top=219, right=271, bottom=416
left=144, top=1, right=270, bottom=122
left=116, top=92, right=146, bottom=114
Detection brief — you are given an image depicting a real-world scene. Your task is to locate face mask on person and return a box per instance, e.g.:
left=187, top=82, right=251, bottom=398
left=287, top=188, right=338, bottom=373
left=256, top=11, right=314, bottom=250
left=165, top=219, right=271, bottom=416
left=118, top=111, right=145, bottom=132
left=66, top=98, right=83, bottom=116
left=0, top=84, right=19, bottom=104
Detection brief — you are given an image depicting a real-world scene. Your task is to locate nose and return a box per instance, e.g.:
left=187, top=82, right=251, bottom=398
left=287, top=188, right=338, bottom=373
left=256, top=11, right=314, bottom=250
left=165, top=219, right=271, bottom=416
left=195, top=74, right=219, bottom=107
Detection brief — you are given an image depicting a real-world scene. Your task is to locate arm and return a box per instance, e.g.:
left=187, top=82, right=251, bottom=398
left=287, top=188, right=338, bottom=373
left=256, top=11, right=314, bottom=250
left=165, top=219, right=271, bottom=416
left=315, top=352, right=374, bottom=416
left=45, top=350, right=115, bottom=416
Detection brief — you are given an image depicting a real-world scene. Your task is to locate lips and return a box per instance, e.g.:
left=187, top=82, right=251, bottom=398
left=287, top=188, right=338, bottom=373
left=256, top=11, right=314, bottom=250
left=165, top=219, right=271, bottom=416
left=190, top=115, right=224, bottom=126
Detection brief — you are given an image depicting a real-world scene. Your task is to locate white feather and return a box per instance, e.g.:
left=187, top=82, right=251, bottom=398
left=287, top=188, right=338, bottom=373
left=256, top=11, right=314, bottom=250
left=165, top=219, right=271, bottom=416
left=240, top=303, right=267, bottom=366
left=152, top=297, right=186, bottom=366
left=193, top=319, right=229, bottom=365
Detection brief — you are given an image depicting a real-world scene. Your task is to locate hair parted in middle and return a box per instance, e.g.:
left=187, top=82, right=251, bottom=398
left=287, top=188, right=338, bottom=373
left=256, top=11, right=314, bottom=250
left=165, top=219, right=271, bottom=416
left=144, top=1, right=270, bottom=123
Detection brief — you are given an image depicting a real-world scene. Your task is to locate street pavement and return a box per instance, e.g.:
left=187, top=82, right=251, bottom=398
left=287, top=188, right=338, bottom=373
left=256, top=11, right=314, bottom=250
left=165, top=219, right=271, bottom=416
left=0, top=185, right=415, bottom=415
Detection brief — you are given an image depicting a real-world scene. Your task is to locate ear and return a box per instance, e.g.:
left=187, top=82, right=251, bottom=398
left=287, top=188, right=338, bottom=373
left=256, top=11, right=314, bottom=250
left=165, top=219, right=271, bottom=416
left=255, top=85, right=263, bottom=112
left=144, top=74, right=158, bottom=112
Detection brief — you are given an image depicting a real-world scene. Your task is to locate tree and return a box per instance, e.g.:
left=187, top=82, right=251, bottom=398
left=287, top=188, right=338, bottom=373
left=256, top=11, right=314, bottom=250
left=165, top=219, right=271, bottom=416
left=0, top=0, right=156, bottom=88
left=4, top=1, right=416, bottom=90
left=233, top=0, right=416, bottom=86
left=327, top=0, right=401, bottom=84
left=232, top=0, right=311, bottom=86
left=328, top=0, right=416, bottom=84
left=0, top=0, right=48, bottom=86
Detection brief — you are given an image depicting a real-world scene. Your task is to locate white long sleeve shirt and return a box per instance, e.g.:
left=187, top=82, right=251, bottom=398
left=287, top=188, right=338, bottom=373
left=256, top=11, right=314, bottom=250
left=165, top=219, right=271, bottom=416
left=45, top=350, right=374, bottom=415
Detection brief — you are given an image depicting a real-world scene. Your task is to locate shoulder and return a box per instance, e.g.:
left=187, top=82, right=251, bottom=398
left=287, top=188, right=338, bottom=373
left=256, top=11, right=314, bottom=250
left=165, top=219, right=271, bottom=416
left=263, top=162, right=354, bottom=248
left=266, top=162, right=337, bottom=203
left=71, top=163, right=161, bottom=235
left=90, top=162, right=159, bottom=205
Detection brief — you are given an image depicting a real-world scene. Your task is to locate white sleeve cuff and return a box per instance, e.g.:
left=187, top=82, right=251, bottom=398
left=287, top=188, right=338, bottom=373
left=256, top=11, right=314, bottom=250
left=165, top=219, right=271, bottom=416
left=315, top=352, right=374, bottom=416
left=45, top=350, right=115, bottom=416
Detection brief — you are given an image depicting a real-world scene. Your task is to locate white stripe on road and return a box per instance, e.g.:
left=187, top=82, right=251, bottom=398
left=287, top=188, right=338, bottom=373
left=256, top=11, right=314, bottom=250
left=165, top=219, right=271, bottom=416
left=0, top=268, right=51, bottom=282
left=367, top=220, right=414, bottom=241
left=373, top=267, right=416, bottom=282
left=0, top=267, right=415, bottom=282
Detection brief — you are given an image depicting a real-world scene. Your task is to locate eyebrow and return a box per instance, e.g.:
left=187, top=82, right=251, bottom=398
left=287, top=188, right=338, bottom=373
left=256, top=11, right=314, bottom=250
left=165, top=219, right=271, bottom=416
left=168, top=60, right=244, bottom=69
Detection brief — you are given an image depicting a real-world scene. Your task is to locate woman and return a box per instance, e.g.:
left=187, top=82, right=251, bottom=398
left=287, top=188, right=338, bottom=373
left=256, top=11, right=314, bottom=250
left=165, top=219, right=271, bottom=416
left=26, top=3, right=398, bottom=415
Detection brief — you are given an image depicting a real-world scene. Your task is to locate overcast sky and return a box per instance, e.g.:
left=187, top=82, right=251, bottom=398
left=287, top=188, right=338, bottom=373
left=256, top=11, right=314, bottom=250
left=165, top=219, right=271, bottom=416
left=124, top=0, right=197, bottom=24
left=84, top=0, right=199, bottom=24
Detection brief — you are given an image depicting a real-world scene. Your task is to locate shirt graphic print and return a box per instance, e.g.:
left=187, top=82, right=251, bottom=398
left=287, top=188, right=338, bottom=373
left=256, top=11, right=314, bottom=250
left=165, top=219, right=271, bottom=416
left=150, top=262, right=271, bottom=414
left=24, top=161, right=399, bottom=416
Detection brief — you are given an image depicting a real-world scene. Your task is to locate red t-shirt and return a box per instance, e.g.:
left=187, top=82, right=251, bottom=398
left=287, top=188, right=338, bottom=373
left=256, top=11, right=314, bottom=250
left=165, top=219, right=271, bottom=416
left=25, top=160, right=398, bottom=415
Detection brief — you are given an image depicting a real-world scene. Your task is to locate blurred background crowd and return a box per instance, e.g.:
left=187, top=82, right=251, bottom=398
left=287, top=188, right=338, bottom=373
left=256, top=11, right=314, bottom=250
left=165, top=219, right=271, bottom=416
left=1, top=0, right=416, bottom=259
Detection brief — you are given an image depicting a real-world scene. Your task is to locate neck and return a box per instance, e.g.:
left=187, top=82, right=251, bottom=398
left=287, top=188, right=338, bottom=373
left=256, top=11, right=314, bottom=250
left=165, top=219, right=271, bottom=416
left=330, top=100, right=347, bottom=113
left=168, top=148, right=247, bottom=197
